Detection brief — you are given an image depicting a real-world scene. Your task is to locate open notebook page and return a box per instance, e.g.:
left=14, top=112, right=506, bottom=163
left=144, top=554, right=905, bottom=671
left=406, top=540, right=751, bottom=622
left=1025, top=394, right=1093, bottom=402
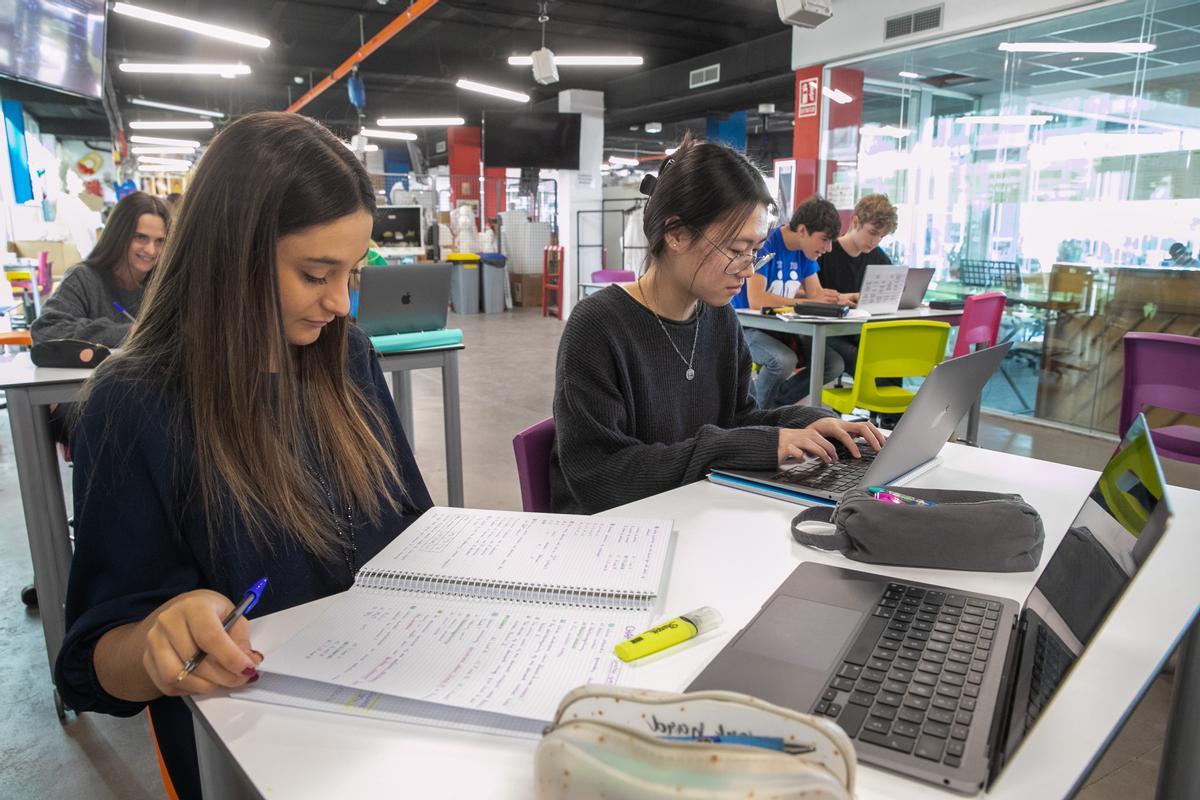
left=362, top=507, right=672, bottom=596
left=263, top=588, right=643, bottom=723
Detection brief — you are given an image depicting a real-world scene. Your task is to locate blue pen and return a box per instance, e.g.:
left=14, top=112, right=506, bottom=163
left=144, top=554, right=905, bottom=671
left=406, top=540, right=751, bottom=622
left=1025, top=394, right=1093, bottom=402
left=663, top=735, right=815, bottom=754
left=175, top=577, right=269, bottom=681
left=112, top=301, right=136, bottom=323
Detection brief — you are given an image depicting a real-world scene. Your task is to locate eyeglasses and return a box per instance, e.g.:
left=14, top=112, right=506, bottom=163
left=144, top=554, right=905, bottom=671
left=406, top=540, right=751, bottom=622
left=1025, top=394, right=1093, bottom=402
left=701, top=232, right=775, bottom=275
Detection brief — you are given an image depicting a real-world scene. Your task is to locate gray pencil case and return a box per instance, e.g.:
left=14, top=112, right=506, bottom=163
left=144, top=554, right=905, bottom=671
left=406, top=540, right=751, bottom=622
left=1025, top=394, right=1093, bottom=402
left=791, top=487, right=1044, bottom=573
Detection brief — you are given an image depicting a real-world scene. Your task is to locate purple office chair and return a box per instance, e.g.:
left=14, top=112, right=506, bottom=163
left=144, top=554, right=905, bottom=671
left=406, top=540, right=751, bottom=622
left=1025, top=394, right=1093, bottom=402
left=1121, top=332, right=1200, bottom=464
left=513, top=417, right=556, bottom=512
left=590, top=269, right=636, bottom=284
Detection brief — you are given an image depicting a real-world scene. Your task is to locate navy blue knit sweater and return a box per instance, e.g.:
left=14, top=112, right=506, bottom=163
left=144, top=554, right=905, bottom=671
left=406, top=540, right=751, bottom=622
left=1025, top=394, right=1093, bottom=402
left=55, top=326, right=432, bottom=798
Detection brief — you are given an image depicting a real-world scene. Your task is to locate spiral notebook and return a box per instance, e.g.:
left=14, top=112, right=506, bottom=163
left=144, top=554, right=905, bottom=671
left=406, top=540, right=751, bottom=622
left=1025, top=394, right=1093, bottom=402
left=243, top=507, right=674, bottom=734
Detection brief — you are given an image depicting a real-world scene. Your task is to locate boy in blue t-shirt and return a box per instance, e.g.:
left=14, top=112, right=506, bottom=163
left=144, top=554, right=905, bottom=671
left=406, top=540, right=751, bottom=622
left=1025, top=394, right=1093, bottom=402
left=733, top=196, right=851, bottom=408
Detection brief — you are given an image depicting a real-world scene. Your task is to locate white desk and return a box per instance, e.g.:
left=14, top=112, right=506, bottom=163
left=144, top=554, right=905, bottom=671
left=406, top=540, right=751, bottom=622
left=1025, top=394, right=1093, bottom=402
left=188, top=444, right=1200, bottom=799
left=737, top=306, right=964, bottom=411
left=0, top=346, right=466, bottom=719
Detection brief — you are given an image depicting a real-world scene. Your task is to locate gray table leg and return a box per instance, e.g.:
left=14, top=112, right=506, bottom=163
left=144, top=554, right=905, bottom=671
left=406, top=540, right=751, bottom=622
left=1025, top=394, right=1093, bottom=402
left=442, top=351, right=464, bottom=507
left=808, top=328, right=827, bottom=408
left=1156, top=620, right=1200, bottom=800
left=7, top=389, right=72, bottom=680
left=392, top=369, right=415, bottom=449
left=964, top=397, right=982, bottom=447
left=193, top=715, right=261, bottom=799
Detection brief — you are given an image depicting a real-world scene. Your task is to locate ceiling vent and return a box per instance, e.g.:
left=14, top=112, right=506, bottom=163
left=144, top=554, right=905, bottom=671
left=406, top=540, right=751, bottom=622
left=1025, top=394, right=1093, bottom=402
left=689, top=63, right=720, bottom=89
left=922, top=72, right=982, bottom=88
left=884, top=5, right=943, bottom=40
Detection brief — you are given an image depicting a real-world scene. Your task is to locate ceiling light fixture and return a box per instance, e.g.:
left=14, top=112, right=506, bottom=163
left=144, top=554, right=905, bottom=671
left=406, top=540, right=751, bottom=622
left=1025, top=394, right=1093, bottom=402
left=137, top=156, right=193, bottom=167
left=130, top=134, right=202, bottom=147
left=506, top=55, right=643, bottom=66
left=138, top=163, right=191, bottom=172
left=898, top=71, right=922, bottom=79
left=608, top=155, right=640, bottom=167
left=377, top=116, right=465, bottom=127
left=129, top=120, right=214, bottom=131
left=955, top=114, right=1053, bottom=126
left=822, top=86, right=853, bottom=104
left=119, top=62, right=251, bottom=76
left=112, top=3, right=270, bottom=48
left=131, top=145, right=197, bottom=155
left=644, top=121, right=663, bottom=134
left=359, top=127, right=418, bottom=141
left=455, top=78, right=530, bottom=103
left=664, top=147, right=678, bottom=156
left=128, top=97, right=223, bottom=118
left=998, top=41, right=1155, bottom=54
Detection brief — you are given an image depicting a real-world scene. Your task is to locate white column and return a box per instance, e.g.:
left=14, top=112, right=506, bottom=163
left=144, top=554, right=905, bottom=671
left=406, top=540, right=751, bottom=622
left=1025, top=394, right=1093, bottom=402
left=555, top=89, right=605, bottom=318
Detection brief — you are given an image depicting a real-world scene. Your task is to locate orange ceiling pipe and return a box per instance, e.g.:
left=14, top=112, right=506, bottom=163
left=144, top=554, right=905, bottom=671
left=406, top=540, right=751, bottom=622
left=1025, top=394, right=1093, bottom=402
left=287, top=0, right=440, bottom=113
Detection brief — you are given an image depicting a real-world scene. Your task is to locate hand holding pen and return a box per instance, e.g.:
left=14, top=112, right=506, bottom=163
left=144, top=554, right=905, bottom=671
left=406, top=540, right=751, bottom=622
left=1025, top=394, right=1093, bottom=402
left=177, top=577, right=269, bottom=681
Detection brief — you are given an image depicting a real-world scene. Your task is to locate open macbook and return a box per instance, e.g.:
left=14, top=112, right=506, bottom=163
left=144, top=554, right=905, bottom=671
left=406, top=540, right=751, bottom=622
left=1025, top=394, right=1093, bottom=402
left=856, top=264, right=910, bottom=314
left=709, top=342, right=1011, bottom=504
left=690, top=414, right=1173, bottom=793
left=355, top=263, right=452, bottom=336
left=899, top=268, right=936, bottom=310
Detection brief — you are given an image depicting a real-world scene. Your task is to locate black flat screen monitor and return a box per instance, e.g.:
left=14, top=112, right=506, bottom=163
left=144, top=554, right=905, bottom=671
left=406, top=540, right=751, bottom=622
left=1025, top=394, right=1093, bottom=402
left=483, top=111, right=581, bottom=170
left=0, top=1, right=106, bottom=99
left=372, top=206, right=423, bottom=247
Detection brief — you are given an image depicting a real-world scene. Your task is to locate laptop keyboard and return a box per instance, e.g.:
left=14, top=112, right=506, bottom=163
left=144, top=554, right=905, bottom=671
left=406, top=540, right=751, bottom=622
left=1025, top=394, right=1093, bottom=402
left=771, top=444, right=878, bottom=493
left=1026, top=623, right=1072, bottom=730
left=811, top=582, right=1002, bottom=768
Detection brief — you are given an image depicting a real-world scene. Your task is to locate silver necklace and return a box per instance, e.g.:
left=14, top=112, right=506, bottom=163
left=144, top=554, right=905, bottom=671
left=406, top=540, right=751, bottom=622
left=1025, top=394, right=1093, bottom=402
left=638, top=275, right=701, bottom=381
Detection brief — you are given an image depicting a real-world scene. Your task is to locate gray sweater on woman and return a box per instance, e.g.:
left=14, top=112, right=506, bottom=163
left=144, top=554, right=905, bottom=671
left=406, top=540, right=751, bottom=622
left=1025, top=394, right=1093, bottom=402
left=549, top=285, right=834, bottom=513
left=31, top=264, right=145, bottom=348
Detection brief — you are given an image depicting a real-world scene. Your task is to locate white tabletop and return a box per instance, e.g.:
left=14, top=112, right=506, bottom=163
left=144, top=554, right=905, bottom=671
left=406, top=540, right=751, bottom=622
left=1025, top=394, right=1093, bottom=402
left=0, top=352, right=95, bottom=389
left=192, top=443, right=1200, bottom=799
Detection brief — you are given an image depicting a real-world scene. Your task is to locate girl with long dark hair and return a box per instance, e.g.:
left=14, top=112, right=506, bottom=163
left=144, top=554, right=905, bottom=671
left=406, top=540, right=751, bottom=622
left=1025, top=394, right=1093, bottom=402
left=550, top=135, right=884, bottom=513
left=55, top=113, right=433, bottom=798
left=31, top=191, right=169, bottom=347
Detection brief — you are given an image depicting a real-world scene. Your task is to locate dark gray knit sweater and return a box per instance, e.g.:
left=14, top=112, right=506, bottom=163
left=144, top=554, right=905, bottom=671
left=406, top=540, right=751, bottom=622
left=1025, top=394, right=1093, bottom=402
left=549, top=285, right=834, bottom=513
left=31, top=263, right=145, bottom=348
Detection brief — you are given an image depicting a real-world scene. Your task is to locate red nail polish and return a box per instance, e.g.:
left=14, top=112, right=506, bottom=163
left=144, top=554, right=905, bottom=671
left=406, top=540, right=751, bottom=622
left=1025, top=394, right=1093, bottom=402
left=248, top=673, right=259, bottom=683
left=242, top=666, right=258, bottom=678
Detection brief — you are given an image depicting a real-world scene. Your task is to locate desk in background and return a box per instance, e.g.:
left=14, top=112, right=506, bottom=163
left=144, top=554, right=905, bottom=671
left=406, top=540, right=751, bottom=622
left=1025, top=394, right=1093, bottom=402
left=737, top=306, right=963, bottom=409
left=0, top=345, right=466, bottom=718
left=188, top=443, right=1200, bottom=799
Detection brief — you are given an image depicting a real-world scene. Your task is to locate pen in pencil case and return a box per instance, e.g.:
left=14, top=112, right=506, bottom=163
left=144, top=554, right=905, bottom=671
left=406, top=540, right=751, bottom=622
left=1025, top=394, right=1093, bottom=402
left=661, top=735, right=816, bottom=755
left=867, top=487, right=937, bottom=506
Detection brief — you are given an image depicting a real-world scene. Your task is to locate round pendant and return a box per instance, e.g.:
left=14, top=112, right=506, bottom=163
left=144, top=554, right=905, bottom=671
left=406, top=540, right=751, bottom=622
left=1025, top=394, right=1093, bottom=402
left=686, top=368, right=695, bottom=381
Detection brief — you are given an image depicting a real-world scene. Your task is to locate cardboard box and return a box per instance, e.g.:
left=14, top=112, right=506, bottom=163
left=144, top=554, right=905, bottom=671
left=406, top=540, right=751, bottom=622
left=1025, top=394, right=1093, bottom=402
left=11, top=241, right=83, bottom=280
left=511, top=274, right=544, bottom=308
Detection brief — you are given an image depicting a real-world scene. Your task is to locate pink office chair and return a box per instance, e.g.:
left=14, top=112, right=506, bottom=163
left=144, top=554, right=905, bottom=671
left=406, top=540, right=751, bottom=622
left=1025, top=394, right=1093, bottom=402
left=1121, top=332, right=1200, bottom=464
left=590, top=269, right=635, bottom=284
left=953, top=292, right=1006, bottom=446
left=512, top=417, right=556, bottom=512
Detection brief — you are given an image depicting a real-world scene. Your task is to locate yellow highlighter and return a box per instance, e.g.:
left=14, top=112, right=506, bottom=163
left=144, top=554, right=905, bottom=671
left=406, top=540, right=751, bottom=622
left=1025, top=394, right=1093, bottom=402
left=614, top=607, right=723, bottom=662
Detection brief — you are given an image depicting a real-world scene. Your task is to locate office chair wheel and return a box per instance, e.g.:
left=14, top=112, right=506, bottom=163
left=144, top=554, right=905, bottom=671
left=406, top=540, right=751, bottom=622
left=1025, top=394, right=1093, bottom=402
left=21, top=584, right=38, bottom=608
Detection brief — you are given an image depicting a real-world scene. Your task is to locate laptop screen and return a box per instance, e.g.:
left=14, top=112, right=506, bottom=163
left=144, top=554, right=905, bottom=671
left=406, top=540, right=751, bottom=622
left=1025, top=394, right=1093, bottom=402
left=372, top=206, right=423, bottom=247
left=1001, top=413, right=1172, bottom=763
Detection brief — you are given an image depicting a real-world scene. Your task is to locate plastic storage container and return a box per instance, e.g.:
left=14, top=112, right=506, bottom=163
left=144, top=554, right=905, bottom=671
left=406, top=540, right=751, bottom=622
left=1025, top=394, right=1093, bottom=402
left=480, top=252, right=508, bottom=313
left=447, top=253, right=481, bottom=314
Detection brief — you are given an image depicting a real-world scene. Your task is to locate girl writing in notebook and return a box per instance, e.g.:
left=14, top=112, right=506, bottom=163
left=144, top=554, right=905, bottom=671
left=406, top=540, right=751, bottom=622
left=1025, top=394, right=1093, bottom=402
left=549, top=134, right=884, bottom=514
left=55, top=113, right=433, bottom=799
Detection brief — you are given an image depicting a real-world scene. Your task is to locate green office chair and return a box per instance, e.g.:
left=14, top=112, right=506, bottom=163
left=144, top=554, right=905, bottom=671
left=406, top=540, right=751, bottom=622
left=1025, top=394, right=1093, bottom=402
left=822, top=320, right=951, bottom=415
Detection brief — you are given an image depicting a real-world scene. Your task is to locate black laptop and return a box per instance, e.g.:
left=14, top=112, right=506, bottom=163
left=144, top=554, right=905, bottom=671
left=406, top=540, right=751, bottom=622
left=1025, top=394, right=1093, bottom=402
left=355, top=264, right=451, bottom=336
left=689, top=414, right=1173, bottom=793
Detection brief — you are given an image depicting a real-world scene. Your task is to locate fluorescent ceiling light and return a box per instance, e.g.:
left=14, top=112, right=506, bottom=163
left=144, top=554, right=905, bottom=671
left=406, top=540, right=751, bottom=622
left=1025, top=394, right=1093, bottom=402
left=118, top=63, right=251, bottom=76
left=608, top=155, right=640, bottom=167
left=112, top=3, right=270, bottom=48
left=131, top=145, right=196, bottom=155
left=137, top=156, right=193, bottom=167
left=341, top=140, right=380, bottom=153
left=138, top=163, right=190, bottom=172
left=664, top=147, right=678, bottom=156
left=955, top=114, right=1052, bottom=126
left=998, top=41, right=1155, bottom=54
left=376, top=116, right=465, bottom=127
left=898, top=71, right=922, bottom=79
left=455, top=78, right=530, bottom=103
left=129, top=120, right=214, bottom=131
left=359, top=128, right=417, bottom=141
left=822, top=86, right=853, bottom=104
left=861, top=125, right=911, bottom=138
left=507, top=55, right=642, bottom=66
left=128, top=97, right=223, bottom=118
left=130, top=134, right=202, bottom=147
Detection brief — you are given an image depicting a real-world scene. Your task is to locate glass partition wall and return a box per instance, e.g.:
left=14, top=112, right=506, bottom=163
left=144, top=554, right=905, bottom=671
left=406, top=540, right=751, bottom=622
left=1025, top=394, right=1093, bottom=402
left=820, top=0, right=1200, bottom=435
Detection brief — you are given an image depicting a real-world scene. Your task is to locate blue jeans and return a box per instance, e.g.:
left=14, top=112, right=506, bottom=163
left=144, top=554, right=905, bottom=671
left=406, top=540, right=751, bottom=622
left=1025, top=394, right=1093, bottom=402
left=745, top=329, right=847, bottom=407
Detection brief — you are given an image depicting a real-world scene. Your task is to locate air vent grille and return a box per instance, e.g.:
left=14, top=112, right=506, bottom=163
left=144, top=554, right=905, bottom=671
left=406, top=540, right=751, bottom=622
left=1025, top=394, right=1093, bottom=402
left=885, top=5, right=943, bottom=40
left=689, top=63, right=720, bottom=89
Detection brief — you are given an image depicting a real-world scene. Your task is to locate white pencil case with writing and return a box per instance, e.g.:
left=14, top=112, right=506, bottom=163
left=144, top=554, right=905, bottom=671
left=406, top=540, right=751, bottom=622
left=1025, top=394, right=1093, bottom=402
left=535, top=685, right=856, bottom=799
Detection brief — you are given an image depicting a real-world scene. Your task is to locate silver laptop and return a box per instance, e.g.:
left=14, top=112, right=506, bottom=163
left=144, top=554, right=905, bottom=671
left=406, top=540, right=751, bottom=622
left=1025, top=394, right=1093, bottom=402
left=709, top=342, right=1011, bottom=504
left=899, top=268, right=935, bottom=310
left=690, top=414, right=1172, bottom=793
left=355, top=264, right=451, bottom=336
left=857, top=264, right=910, bottom=314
